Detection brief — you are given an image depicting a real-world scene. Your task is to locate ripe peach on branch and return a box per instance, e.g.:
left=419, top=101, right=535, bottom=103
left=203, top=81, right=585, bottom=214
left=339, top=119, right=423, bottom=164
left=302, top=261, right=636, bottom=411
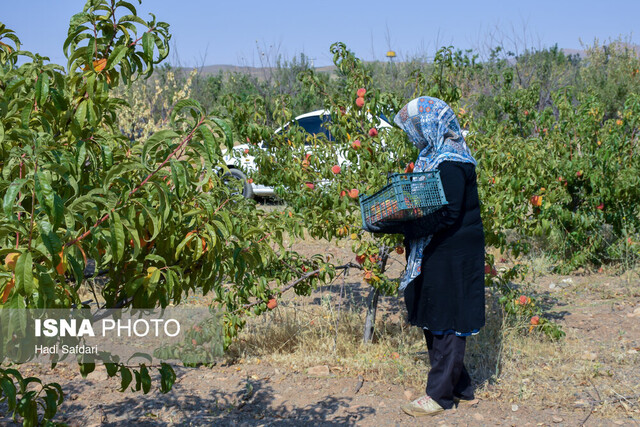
left=484, top=264, right=497, bottom=276
left=404, top=162, right=414, bottom=173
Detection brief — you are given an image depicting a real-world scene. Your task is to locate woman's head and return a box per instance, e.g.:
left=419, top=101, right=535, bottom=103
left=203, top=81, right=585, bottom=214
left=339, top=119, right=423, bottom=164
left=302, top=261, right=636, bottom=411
left=394, top=96, right=476, bottom=171
left=393, top=96, right=463, bottom=151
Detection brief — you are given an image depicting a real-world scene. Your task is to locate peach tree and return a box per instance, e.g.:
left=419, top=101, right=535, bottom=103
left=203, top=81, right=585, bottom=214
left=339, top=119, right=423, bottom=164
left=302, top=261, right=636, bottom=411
left=237, top=43, right=438, bottom=342
left=471, top=63, right=640, bottom=271
left=0, top=1, right=329, bottom=424
left=232, top=43, right=568, bottom=342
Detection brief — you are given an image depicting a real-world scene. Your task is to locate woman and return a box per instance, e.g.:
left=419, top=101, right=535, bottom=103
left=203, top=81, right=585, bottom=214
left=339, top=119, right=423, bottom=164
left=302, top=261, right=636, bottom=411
left=365, top=96, right=485, bottom=417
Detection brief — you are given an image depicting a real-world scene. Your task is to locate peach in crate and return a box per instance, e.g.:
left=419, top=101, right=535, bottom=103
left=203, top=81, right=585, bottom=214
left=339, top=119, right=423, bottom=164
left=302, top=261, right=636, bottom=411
left=359, top=171, right=448, bottom=228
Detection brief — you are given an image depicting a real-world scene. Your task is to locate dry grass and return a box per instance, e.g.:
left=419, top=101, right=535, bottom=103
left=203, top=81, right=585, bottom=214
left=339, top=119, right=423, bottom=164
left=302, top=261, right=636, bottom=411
left=226, top=270, right=640, bottom=421
left=487, top=329, right=639, bottom=418
left=229, top=287, right=509, bottom=392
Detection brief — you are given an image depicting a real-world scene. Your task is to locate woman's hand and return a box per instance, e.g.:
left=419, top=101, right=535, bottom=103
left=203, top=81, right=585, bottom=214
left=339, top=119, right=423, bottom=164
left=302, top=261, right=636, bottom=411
left=362, top=221, right=404, bottom=235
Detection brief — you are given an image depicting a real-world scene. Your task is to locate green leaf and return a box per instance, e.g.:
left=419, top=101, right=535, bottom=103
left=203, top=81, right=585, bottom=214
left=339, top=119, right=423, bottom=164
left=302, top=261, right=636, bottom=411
left=15, top=251, right=34, bottom=296
left=137, top=203, right=160, bottom=241
left=67, top=252, right=84, bottom=284
left=170, top=159, right=182, bottom=198
left=105, top=363, right=118, bottom=377
left=211, top=117, right=233, bottom=151
left=198, top=126, right=216, bottom=164
left=34, top=171, right=57, bottom=224
left=38, top=220, right=62, bottom=262
left=5, top=77, right=25, bottom=98
left=115, top=1, right=138, bottom=16
left=67, top=12, right=91, bottom=34
left=0, top=377, right=17, bottom=411
left=101, top=144, right=113, bottom=170
left=127, top=352, right=153, bottom=364
left=175, top=233, right=189, bottom=259
left=49, top=382, right=64, bottom=404
left=143, top=254, right=165, bottom=264
left=35, top=73, right=50, bottom=107
left=159, top=363, right=176, bottom=393
left=79, top=362, right=95, bottom=378
left=50, top=87, right=68, bottom=111
left=133, top=369, right=142, bottom=391
left=18, top=396, right=37, bottom=427
left=110, top=211, right=125, bottom=262
left=43, top=388, right=59, bottom=419
left=140, top=364, right=151, bottom=394
left=75, top=100, right=87, bottom=127
left=119, top=366, right=132, bottom=392
left=170, top=99, right=203, bottom=125
left=117, top=14, right=147, bottom=26
left=106, top=45, right=129, bottom=70
left=76, top=141, right=87, bottom=175
left=142, top=32, right=154, bottom=62
left=3, top=368, right=25, bottom=389
left=53, top=193, right=64, bottom=228
left=104, top=162, right=142, bottom=188
left=142, top=129, right=179, bottom=168
left=3, top=179, right=27, bottom=219
left=66, top=44, right=90, bottom=73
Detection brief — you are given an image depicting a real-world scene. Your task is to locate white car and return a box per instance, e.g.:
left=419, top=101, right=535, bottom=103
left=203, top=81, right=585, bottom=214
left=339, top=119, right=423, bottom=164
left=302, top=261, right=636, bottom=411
left=222, top=109, right=393, bottom=198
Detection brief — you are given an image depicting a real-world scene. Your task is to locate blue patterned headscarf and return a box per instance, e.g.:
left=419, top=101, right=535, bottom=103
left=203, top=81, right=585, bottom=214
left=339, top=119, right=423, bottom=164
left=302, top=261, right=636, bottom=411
left=394, top=96, right=477, bottom=291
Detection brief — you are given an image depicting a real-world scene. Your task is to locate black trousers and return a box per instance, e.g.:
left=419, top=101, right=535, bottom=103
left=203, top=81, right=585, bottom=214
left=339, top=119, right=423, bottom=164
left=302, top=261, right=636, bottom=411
left=424, top=330, right=474, bottom=409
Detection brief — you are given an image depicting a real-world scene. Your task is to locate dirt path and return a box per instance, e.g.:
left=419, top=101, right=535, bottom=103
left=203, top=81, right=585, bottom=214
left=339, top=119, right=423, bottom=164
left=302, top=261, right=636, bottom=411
left=3, top=269, right=639, bottom=426
left=2, top=230, right=639, bottom=426
left=6, top=362, right=596, bottom=426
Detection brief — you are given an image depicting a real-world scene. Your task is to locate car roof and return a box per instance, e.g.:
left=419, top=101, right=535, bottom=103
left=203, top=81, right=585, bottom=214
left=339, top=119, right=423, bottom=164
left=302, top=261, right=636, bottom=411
left=274, top=109, right=393, bottom=135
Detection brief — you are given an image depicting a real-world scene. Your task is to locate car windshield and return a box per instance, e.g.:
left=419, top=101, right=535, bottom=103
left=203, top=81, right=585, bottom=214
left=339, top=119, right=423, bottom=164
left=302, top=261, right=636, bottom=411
left=295, top=115, right=334, bottom=142
left=274, top=114, right=334, bottom=145
left=268, top=110, right=391, bottom=148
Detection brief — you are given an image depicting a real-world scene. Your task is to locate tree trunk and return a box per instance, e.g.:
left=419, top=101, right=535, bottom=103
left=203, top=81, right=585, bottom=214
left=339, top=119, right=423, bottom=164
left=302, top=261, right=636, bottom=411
left=362, top=252, right=388, bottom=344
left=363, top=287, right=379, bottom=343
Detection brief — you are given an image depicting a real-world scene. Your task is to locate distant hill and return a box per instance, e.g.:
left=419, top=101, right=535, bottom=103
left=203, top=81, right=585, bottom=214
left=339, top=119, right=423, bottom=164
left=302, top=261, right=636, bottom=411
left=562, top=44, right=640, bottom=58
left=197, top=64, right=337, bottom=79
left=193, top=45, right=639, bottom=78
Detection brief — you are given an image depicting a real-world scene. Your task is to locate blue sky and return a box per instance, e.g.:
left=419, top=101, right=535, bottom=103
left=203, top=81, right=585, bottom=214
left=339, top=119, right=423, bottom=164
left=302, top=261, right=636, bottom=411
left=2, top=1, right=639, bottom=68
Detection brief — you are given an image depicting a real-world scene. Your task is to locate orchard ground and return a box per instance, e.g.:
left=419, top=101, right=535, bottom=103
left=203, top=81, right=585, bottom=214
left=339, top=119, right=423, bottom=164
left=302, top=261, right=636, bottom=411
left=2, top=203, right=640, bottom=426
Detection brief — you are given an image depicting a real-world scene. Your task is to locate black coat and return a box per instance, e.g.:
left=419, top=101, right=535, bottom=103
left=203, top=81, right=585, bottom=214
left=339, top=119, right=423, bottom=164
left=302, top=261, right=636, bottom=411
left=368, top=161, right=485, bottom=332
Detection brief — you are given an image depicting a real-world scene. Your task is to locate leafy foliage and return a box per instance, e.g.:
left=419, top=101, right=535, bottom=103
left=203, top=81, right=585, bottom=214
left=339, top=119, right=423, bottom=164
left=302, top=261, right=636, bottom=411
left=0, top=1, right=329, bottom=423
left=1, top=1, right=639, bottom=422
